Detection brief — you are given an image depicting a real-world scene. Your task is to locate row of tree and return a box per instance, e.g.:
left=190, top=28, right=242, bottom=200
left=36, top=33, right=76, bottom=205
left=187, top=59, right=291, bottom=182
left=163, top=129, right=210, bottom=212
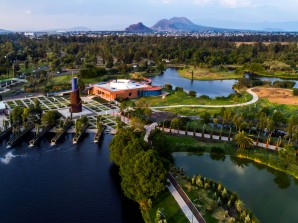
left=1, top=34, right=298, bottom=77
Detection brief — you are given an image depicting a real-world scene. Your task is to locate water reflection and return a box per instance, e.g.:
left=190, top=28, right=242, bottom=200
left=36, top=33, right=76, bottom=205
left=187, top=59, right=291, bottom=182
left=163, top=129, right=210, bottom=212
left=173, top=152, right=298, bottom=223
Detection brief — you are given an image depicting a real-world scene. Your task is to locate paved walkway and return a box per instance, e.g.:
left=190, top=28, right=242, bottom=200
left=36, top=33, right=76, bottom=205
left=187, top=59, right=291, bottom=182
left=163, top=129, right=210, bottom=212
left=151, top=88, right=258, bottom=110
left=167, top=173, right=206, bottom=223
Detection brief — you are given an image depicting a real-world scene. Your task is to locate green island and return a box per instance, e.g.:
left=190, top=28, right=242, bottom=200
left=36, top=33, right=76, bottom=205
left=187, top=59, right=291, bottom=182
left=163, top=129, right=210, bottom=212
left=178, top=66, right=243, bottom=80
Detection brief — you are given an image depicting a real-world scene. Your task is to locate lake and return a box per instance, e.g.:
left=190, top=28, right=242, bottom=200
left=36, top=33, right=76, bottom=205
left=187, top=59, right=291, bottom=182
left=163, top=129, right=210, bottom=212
left=173, top=152, right=298, bottom=223
left=151, top=68, right=298, bottom=98
left=151, top=68, right=237, bottom=98
left=0, top=133, right=143, bottom=223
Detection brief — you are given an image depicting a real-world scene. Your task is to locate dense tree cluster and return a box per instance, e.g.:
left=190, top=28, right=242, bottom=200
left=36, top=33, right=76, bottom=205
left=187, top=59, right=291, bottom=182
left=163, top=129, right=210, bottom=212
left=109, top=128, right=168, bottom=208
left=1, top=34, right=298, bottom=79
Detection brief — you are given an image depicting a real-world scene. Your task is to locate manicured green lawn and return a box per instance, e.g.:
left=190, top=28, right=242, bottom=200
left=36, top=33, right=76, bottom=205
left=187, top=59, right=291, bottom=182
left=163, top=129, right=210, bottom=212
left=144, top=189, right=188, bottom=223
left=52, top=75, right=102, bottom=84
left=140, top=91, right=252, bottom=107
left=166, top=134, right=236, bottom=154
left=179, top=66, right=242, bottom=80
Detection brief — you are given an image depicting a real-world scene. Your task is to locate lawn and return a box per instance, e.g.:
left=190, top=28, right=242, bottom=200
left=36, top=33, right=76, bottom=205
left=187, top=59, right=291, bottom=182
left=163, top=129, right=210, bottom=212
left=140, top=91, right=252, bottom=107
left=52, top=75, right=103, bottom=85
left=166, top=135, right=236, bottom=154
left=144, top=189, right=188, bottom=223
left=179, top=66, right=242, bottom=80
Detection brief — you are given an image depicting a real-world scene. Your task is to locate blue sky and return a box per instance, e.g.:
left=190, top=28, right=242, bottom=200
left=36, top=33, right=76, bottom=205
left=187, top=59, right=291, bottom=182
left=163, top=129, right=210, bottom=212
left=1, top=0, right=298, bottom=31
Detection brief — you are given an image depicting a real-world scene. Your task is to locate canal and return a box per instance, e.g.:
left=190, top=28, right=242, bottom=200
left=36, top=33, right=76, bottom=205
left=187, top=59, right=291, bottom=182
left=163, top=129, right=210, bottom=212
left=0, top=133, right=143, bottom=223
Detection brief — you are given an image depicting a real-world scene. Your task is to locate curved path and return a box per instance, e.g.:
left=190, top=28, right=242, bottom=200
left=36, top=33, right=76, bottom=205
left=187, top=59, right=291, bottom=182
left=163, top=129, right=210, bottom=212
left=150, top=88, right=258, bottom=110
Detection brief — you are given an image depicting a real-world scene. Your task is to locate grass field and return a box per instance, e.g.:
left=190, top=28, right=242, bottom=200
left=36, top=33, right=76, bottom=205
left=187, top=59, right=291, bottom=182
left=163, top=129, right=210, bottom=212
left=52, top=75, right=103, bottom=85
left=143, top=189, right=188, bottom=223
left=141, top=91, right=252, bottom=106
left=179, top=66, right=242, bottom=80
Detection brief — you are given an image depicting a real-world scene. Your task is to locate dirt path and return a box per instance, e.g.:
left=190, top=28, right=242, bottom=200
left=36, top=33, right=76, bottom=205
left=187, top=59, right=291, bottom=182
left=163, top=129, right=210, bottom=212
left=251, top=87, right=298, bottom=105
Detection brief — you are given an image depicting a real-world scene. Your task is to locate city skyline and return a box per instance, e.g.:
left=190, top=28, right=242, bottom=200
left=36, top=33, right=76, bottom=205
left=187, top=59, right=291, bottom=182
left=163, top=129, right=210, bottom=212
left=1, top=0, right=298, bottom=31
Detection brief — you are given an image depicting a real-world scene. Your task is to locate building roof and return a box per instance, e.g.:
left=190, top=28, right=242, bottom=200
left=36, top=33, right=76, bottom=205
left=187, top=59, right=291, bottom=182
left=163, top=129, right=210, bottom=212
left=0, top=101, right=6, bottom=110
left=94, top=79, right=149, bottom=92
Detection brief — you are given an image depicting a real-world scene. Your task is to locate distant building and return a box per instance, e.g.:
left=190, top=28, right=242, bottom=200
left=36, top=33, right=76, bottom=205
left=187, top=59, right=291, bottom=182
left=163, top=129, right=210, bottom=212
left=91, top=79, right=162, bottom=101
left=24, top=32, right=35, bottom=38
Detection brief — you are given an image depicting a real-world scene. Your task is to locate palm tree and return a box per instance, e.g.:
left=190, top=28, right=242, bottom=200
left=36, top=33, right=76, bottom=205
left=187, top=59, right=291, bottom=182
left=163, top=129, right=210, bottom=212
left=234, top=131, right=254, bottom=150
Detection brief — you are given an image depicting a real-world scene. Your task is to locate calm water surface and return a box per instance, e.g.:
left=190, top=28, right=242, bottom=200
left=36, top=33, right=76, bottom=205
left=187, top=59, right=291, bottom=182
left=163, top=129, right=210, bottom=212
left=173, top=152, right=298, bottom=223
left=151, top=68, right=298, bottom=97
left=151, top=68, right=237, bottom=98
left=0, top=133, right=143, bottom=223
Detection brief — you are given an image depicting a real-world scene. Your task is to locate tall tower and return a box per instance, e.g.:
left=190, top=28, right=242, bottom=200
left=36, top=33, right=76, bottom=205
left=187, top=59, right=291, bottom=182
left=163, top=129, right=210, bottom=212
left=70, top=77, right=82, bottom=113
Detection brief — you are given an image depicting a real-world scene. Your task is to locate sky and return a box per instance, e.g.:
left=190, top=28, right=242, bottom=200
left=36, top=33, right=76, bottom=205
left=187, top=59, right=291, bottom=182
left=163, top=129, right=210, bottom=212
left=1, top=0, right=298, bottom=31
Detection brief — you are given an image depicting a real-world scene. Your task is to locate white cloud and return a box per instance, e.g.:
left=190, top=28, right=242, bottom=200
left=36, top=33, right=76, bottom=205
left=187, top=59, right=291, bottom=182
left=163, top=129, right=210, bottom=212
left=25, top=10, right=32, bottom=15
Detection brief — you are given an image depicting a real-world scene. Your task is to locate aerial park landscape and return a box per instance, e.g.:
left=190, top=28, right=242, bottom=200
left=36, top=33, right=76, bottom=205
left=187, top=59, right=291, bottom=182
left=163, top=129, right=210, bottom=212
left=1, top=1, right=298, bottom=222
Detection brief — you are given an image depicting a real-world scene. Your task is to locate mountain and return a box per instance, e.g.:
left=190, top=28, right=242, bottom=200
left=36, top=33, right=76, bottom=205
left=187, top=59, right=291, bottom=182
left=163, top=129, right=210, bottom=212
left=67, top=26, right=92, bottom=32
left=0, top=29, right=12, bottom=34
left=125, top=22, right=153, bottom=33
left=151, top=17, right=219, bottom=32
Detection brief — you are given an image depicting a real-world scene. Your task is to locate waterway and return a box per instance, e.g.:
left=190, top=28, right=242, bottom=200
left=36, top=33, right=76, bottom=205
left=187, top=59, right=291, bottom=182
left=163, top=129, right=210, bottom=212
left=0, top=133, right=143, bottom=223
left=151, top=68, right=237, bottom=98
left=173, top=152, right=298, bottom=223
left=151, top=68, right=298, bottom=98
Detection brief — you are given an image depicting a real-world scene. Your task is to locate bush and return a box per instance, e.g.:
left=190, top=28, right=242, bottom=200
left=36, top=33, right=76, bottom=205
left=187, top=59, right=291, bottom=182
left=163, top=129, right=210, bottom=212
left=199, top=95, right=210, bottom=100
left=175, top=86, right=184, bottom=92
left=164, top=83, right=172, bottom=91
left=293, top=88, right=298, bottom=96
left=273, top=81, right=296, bottom=88
left=189, top=90, right=196, bottom=97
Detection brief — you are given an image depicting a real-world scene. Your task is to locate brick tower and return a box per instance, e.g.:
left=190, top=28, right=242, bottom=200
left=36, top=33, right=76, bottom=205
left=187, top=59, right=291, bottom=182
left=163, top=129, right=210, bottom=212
left=70, top=77, right=82, bottom=113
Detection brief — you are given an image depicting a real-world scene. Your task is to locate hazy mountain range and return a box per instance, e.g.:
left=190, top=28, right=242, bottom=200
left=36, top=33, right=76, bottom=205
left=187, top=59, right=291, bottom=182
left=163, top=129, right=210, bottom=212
left=125, top=17, right=232, bottom=33
left=125, top=17, right=298, bottom=33
left=0, top=29, right=12, bottom=34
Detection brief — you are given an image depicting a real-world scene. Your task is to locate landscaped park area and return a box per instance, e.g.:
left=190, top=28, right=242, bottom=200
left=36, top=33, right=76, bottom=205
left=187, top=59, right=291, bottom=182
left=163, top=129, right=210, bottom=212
left=2, top=95, right=119, bottom=131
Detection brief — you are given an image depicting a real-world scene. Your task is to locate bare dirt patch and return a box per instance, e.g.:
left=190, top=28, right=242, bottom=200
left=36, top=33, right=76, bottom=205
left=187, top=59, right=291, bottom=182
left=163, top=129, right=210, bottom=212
left=252, top=87, right=298, bottom=105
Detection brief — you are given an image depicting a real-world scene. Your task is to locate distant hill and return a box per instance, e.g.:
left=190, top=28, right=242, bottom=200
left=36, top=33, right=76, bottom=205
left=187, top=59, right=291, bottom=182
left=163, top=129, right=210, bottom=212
left=0, top=29, right=12, bottom=34
left=151, top=17, right=223, bottom=32
left=67, top=26, right=92, bottom=32
left=125, top=22, right=153, bottom=33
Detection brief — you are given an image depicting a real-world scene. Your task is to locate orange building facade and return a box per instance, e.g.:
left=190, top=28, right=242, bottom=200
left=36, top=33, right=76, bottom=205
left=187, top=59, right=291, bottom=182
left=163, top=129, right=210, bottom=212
left=90, top=79, right=162, bottom=101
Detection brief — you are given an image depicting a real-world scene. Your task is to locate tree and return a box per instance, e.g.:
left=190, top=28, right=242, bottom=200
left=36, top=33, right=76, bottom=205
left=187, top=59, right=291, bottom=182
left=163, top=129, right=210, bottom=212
left=120, top=150, right=166, bottom=205
left=278, top=144, right=296, bottom=169
left=189, top=90, right=196, bottom=97
left=200, top=111, right=211, bottom=124
left=41, top=110, right=61, bottom=127
left=109, top=128, right=136, bottom=166
left=148, top=128, right=172, bottom=162
left=287, top=115, right=298, bottom=139
left=234, top=131, right=254, bottom=150
left=171, top=118, right=182, bottom=131
left=11, top=106, right=23, bottom=124
left=22, top=108, right=30, bottom=124
left=130, top=117, right=145, bottom=131
left=155, top=208, right=167, bottom=223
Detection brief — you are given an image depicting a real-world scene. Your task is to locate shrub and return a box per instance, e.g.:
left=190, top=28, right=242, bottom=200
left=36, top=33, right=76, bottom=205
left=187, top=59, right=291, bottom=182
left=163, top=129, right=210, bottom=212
left=164, top=83, right=172, bottom=91
left=293, top=88, right=298, bottom=96
left=175, top=86, right=184, bottom=92
left=189, top=90, right=196, bottom=97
